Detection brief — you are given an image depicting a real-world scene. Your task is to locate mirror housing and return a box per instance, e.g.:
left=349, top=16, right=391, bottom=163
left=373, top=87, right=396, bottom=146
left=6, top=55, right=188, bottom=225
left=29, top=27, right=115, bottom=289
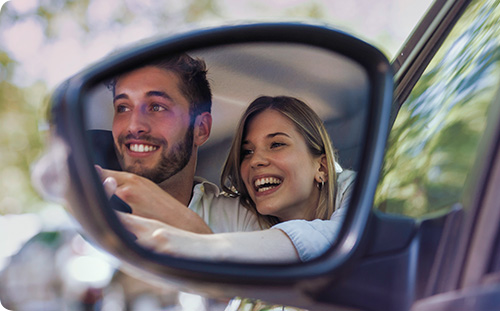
left=37, top=23, right=393, bottom=308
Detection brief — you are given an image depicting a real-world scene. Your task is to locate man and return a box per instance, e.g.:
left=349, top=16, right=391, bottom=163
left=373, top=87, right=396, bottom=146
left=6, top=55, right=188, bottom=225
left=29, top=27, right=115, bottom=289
left=101, top=54, right=264, bottom=235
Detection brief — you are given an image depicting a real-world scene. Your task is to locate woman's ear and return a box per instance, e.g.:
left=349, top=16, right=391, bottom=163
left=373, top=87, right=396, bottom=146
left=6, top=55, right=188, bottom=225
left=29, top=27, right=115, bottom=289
left=193, top=112, right=212, bottom=147
left=315, top=154, right=328, bottom=183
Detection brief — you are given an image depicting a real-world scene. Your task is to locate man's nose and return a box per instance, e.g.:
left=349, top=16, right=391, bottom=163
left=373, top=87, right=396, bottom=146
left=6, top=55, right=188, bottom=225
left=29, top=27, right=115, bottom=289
left=127, top=109, right=150, bottom=135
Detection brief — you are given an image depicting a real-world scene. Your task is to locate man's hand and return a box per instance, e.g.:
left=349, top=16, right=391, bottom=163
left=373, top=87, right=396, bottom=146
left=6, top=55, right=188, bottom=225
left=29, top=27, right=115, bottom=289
left=95, top=166, right=212, bottom=234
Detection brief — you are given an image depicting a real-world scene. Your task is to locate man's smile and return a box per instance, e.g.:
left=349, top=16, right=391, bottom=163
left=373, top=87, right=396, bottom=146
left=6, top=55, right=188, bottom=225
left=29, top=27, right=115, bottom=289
left=127, top=143, right=159, bottom=153
left=117, top=134, right=165, bottom=158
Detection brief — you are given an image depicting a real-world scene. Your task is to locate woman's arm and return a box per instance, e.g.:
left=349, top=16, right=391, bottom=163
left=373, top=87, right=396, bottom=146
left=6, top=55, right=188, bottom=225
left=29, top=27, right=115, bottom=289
left=119, top=213, right=300, bottom=263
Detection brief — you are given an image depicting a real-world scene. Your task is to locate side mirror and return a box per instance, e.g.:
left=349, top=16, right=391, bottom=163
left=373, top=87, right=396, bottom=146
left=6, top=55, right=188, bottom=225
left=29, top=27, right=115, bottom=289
left=35, top=23, right=393, bottom=309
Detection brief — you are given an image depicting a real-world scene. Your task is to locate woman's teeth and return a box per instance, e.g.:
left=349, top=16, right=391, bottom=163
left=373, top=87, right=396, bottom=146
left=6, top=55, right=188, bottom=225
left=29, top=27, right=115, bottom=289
left=254, top=177, right=282, bottom=192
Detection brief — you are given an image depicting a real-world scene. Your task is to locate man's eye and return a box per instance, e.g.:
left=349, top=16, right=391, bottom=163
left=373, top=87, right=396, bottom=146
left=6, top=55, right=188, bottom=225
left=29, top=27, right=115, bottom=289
left=116, top=105, right=129, bottom=113
left=151, top=104, right=166, bottom=112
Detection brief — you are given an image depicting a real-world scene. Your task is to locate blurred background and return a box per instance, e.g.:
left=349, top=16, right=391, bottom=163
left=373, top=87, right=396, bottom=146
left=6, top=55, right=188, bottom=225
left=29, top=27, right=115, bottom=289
left=0, top=0, right=433, bottom=310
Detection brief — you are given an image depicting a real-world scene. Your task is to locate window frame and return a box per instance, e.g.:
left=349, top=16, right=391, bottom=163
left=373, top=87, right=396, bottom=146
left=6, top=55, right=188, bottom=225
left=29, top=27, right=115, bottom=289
left=391, top=0, right=471, bottom=127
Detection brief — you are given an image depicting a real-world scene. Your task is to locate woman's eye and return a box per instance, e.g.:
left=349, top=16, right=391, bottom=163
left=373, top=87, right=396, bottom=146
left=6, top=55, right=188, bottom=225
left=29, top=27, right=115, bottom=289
left=241, top=149, right=254, bottom=157
left=270, top=142, right=285, bottom=149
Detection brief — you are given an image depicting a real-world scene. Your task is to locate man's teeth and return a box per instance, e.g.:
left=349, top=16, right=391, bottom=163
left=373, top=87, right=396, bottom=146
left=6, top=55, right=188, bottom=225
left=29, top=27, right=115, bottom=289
left=130, top=144, right=158, bottom=153
left=254, top=177, right=282, bottom=192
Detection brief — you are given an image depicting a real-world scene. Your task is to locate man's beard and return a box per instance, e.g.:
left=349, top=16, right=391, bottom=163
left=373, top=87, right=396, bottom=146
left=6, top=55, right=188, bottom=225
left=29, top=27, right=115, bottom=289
left=115, top=126, right=194, bottom=184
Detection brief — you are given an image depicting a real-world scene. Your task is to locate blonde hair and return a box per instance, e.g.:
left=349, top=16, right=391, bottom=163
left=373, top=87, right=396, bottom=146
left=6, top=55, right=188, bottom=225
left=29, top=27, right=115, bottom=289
left=221, top=96, right=338, bottom=228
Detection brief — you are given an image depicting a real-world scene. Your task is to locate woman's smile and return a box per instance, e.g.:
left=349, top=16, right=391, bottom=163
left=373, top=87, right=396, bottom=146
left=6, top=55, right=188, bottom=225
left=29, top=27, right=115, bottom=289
left=253, top=175, right=283, bottom=195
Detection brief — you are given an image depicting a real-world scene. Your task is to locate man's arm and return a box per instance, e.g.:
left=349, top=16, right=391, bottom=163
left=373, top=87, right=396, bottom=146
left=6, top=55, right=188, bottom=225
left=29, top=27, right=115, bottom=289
left=98, top=167, right=213, bottom=234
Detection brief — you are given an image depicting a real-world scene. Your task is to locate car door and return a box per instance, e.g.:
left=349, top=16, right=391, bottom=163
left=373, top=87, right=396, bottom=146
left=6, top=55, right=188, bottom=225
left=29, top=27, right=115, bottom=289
left=375, top=0, right=500, bottom=309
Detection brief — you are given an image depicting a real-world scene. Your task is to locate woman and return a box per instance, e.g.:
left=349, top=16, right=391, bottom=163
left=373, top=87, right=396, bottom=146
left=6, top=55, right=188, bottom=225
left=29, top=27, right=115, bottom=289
left=118, top=96, right=356, bottom=262
left=221, top=95, right=343, bottom=228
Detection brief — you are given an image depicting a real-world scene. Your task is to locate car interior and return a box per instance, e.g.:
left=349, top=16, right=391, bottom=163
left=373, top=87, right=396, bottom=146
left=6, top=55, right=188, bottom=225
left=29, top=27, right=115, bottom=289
left=83, top=42, right=370, bottom=183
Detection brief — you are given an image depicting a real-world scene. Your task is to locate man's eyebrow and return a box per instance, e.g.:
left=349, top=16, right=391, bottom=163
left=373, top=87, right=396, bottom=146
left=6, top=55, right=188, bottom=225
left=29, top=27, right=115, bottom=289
left=113, top=91, right=174, bottom=103
left=113, top=93, right=129, bottom=103
left=146, top=90, right=174, bottom=101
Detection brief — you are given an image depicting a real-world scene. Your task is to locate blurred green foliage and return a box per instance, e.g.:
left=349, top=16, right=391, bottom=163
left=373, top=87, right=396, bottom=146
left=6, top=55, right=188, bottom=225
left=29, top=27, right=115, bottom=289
left=375, top=0, right=500, bottom=217
left=0, top=56, right=47, bottom=214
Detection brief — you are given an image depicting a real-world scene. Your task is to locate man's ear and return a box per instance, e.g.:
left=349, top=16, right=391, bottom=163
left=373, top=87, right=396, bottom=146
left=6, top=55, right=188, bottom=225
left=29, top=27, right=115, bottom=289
left=193, top=112, right=212, bottom=147
left=315, top=154, right=329, bottom=183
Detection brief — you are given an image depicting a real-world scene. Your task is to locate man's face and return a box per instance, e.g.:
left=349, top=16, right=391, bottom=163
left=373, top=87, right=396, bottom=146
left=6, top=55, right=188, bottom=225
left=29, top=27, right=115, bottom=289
left=111, top=66, right=194, bottom=184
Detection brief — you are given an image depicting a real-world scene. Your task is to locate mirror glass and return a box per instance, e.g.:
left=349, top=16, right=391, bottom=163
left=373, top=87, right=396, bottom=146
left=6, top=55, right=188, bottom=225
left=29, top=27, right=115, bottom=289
left=83, top=42, right=369, bottom=263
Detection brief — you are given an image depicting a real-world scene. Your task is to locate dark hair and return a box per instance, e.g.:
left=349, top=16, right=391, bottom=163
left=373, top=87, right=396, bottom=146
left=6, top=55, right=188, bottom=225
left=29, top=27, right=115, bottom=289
left=221, top=96, right=339, bottom=228
left=108, top=53, right=212, bottom=118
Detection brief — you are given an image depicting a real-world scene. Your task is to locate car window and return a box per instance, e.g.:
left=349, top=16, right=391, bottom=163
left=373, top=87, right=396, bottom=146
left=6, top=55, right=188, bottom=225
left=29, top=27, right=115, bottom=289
left=374, top=0, right=500, bottom=218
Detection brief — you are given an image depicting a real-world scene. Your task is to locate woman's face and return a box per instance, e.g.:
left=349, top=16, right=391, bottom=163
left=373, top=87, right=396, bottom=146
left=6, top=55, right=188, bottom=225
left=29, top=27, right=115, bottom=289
left=240, top=109, right=322, bottom=221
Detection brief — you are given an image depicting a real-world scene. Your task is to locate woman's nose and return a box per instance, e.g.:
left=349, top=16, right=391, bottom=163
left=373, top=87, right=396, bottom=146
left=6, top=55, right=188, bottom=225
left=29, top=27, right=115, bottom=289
left=250, top=150, right=270, bottom=168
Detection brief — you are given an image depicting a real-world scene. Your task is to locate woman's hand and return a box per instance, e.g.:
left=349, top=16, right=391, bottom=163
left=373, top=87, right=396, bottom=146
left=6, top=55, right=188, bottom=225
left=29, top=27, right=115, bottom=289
left=118, top=213, right=220, bottom=259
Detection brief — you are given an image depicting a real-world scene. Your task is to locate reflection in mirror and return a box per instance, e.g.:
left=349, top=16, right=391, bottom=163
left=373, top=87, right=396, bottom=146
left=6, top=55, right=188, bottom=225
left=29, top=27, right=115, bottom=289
left=83, top=43, right=368, bottom=263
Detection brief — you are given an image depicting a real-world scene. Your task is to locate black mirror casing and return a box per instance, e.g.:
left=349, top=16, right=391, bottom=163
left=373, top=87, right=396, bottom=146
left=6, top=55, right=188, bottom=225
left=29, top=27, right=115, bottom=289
left=45, top=23, right=393, bottom=309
